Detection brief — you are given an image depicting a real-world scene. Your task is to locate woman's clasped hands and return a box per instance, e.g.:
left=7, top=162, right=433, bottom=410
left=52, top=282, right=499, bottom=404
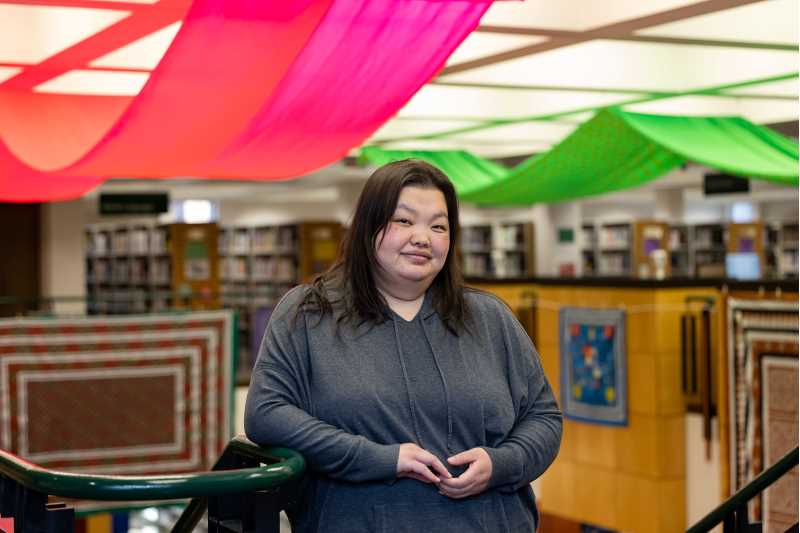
left=396, top=443, right=492, bottom=499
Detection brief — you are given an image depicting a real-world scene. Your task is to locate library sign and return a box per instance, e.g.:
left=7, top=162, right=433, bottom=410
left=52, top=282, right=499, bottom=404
left=99, top=193, right=169, bottom=216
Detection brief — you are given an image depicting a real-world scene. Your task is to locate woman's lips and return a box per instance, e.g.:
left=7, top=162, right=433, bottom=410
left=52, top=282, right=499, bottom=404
left=402, top=252, right=431, bottom=263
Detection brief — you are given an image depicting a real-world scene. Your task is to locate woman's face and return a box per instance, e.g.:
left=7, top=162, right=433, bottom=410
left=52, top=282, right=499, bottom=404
left=374, top=185, right=451, bottom=292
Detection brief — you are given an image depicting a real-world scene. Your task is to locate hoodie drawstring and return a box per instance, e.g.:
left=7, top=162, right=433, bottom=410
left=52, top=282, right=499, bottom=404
left=392, top=316, right=425, bottom=449
left=420, top=318, right=454, bottom=455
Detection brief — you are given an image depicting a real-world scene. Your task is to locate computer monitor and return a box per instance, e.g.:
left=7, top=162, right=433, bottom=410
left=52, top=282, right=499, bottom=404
left=725, top=252, right=761, bottom=280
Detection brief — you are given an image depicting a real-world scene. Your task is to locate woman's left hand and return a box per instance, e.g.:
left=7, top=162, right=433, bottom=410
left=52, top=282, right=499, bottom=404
left=437, top=448, right=492, bottom=499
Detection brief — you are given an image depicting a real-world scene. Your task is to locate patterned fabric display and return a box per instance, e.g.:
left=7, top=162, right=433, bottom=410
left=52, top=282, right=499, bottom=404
left=726, top=298, right=798, bottom=532
left=0, top=311, right=235, bottom=475
left=559, top=308, right=627, bottom=426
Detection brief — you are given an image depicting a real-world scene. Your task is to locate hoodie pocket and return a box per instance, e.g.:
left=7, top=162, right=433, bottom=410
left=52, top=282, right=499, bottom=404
left=375, top=499, right=490, bottom=533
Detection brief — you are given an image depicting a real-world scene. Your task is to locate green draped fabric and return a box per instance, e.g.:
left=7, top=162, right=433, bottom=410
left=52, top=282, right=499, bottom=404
left=359, top=108, right=798, bottom=206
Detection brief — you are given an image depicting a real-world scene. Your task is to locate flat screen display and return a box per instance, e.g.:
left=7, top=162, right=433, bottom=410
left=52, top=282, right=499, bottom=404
left=725, top=252, right=761, bottom=280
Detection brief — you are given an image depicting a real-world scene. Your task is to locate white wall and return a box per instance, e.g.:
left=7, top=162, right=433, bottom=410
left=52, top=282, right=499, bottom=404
left=547, top=202, right=582, bottom=277
left=685, top=414, right=722, bottom=531
left=40, top=200, right=88, bottom=315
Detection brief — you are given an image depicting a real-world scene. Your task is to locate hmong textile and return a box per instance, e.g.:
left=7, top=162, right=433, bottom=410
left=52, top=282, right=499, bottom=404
left=559, top=308, right=627, bottom=426
left=0, top=311, right=235, bottom=475
left=726, top=298, right=798, bottom=529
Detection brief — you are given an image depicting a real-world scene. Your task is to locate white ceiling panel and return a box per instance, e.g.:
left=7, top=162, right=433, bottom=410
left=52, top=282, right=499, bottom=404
left=721, top=77, right=798, bottom=97
left=0, top=5, right=130, bottom=64
left=34, top=69, right=149, bottom=95
left=478, top=0, right=702, bottom=31
left=91, top=21, right=182, bottom=70
left=397, top=84, right=635, bottom=120
left=626, top=95, right=799, bottom=123
left=446, top=32, right=545, bottom=66
left=638, top=0, right=799, bottom=44
left=440, top=39, right=797, bottom=93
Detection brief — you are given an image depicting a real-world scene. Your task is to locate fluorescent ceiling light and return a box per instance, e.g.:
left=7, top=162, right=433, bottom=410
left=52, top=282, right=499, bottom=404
left=380, top=139, right=552, bottom=158
left=627, top=95, right=799, bottom=123
left=34, top=69, right=149, bottom=95
left=444, top=121, right=577, bottom=143
left=398, top=84, right=635, bottom=119
left=91, top=21, right=182, bottom=70
left=0, top=5, right=129, bottom=64
left=446, top=33, right=545, bottom=67
left=0, top=66, right=22, bottom=84
left=368, top=119, right=479, bottom=140
left=638, top=0, right=799, bottom=44
left=478, top=0, right=699, bottom=31
left=440, top=39, right=797, bottom=93
left=722, top=77, right=798, bottom=97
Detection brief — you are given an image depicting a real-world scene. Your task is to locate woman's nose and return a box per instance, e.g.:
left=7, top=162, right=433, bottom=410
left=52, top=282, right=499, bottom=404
left=410, top=231, right=431, bottom=247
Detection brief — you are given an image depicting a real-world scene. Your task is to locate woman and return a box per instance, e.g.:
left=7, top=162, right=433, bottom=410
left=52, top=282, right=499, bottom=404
left=244, top=159, right=562, bottom=532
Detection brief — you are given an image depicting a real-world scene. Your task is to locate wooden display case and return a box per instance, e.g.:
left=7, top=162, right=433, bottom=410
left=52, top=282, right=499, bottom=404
left=632, top=220, right=670, bottom=279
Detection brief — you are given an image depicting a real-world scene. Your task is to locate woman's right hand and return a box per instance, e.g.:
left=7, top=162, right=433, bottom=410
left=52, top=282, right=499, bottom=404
left=396, top=443, right=452, bottom=484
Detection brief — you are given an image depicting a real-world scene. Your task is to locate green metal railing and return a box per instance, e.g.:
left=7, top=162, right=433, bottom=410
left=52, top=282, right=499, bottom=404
left=0, top=435, right=305, bottom=533
left=687, top=446, right=799, bottom=533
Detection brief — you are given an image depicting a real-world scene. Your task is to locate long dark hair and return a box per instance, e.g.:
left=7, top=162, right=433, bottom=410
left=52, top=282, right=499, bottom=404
left=300, top=159, right=468, bottom=334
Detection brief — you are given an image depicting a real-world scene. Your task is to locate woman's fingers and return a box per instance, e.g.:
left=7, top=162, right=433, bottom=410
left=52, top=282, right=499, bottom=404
left=441, top=465, right=474, bottom=490
left=419, top=453, right=451, bottom=479
left=438, top=448, right=493, bottom=499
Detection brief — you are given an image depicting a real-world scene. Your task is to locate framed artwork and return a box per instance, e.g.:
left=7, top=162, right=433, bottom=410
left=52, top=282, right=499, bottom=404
left=559, top=307, right=627, bottom=426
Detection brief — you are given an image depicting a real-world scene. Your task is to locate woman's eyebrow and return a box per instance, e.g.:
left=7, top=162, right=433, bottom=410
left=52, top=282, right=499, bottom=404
left=396, top=203, right=448, bottom=220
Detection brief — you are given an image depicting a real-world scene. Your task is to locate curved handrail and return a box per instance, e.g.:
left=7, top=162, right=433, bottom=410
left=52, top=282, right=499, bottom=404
left=687, top=446, right=799, bottom=533
left=0, top=436, right=305, bottom=501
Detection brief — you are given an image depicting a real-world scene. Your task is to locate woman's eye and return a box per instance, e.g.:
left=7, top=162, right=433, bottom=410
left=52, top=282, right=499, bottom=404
left=432, top=225, right=448, bottom=233
left=395, top=218, right=411, bottom=225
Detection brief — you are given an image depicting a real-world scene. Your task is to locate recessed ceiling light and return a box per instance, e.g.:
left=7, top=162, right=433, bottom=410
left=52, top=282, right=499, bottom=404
left=0, top=66, right=22, bottom=84
left=0, top=5, right=130, bottom=64
left=34, top=69, right=149, bottom=95
left=91, top=21, right=182, bottom=70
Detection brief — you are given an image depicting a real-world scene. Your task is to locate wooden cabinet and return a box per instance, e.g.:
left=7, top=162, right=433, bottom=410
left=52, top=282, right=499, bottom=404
left=632, top=220, right=670, bottom=279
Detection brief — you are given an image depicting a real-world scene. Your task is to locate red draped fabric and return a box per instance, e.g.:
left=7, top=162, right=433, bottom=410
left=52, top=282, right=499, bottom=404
left=0, top=0, right=492, bottom=202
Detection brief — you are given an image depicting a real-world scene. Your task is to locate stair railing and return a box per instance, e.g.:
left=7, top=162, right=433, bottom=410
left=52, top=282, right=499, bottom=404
left=687, top=446, right=798, bottom=533
left=0, top=435, right=305, bottom=533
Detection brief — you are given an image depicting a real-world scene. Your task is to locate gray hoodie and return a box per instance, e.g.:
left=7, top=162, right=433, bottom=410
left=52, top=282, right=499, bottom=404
left=244, top=286, right=562, bottom=532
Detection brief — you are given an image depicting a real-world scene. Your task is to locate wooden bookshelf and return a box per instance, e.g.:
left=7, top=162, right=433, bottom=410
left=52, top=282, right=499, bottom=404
left=85, top=222, right=219, bottom=315
left=461, top=222, right=535, bottom=278
left=217, top=221, right=343, bottom=383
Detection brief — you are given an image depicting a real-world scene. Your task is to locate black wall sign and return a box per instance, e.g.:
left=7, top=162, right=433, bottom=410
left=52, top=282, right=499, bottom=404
left=99, top=193, right=169, bottom=215
left=703, top=173, right=750, bottom=196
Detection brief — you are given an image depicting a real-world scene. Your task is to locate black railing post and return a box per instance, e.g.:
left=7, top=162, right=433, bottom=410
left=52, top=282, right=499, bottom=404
left=15, top=483, right=47, bottom=533
left=44, top=503, right=73, bottom=533
left=252, top=489, right=281, bottom=533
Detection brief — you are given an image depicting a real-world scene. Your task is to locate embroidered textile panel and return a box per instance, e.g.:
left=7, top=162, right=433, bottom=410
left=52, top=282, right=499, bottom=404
left=726, top=298, right=798, bottom=530
left=0, top=311, right=235, bottom=475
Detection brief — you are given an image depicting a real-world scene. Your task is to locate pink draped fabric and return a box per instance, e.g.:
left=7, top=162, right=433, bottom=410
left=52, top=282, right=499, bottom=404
left=0, top=0, right=492, bottom=202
